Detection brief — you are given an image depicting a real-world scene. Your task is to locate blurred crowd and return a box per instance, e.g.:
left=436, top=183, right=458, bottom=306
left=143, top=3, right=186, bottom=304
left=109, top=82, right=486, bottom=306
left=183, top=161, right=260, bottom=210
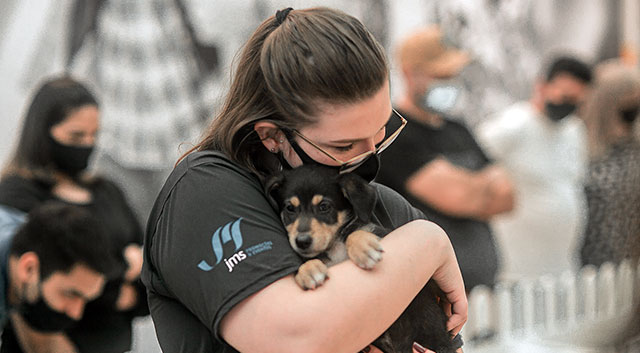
left=0, top=0, right=639, bottom=352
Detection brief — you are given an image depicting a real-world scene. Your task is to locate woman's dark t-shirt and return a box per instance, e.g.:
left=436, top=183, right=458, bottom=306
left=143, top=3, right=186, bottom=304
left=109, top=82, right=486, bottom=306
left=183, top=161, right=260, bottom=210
left=142, top=150, right=427, bottom=352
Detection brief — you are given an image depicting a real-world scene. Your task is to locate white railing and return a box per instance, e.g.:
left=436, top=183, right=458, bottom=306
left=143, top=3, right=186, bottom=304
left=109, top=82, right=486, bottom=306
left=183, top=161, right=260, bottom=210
left=463, top=258, right=640, bottom=353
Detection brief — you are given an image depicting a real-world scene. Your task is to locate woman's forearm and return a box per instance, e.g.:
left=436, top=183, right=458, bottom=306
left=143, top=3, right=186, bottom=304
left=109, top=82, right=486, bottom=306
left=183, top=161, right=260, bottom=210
left=220, top=220, right=466, bottom=353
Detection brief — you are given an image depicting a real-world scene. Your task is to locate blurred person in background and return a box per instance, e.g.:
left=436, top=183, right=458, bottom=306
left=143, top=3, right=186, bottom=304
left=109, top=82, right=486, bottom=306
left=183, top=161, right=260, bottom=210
left=419, top=0, right=543, bottom=126
left=577, top=60, right=640, bottom=268
left=0, top=203, right=120, bottom=353
left=377, top=26, right=515, bottom=292
left=476, top=56, right=592, bottom=281
left=66, top=0, right=213, bottom=227
left=0, top=77, right=148, bottom=353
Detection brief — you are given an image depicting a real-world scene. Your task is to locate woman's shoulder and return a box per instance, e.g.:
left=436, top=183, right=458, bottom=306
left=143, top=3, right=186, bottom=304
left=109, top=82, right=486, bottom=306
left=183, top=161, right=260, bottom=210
left=154, top=151, right=264, bottom=212
left=178, top=150, right=259, bottom=185
left=0, top=174, right=50, bottom=212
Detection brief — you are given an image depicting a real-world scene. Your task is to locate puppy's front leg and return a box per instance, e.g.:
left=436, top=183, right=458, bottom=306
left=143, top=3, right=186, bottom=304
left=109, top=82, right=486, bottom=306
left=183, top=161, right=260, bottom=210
left=346, top=229, right=384, bottom=270
left=295, top=259, right=329, bottom=290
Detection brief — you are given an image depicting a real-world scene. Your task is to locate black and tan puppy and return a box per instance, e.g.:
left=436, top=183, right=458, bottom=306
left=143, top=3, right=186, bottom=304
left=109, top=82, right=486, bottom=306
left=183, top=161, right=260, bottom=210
left=266, top=165, right=458, bottom=353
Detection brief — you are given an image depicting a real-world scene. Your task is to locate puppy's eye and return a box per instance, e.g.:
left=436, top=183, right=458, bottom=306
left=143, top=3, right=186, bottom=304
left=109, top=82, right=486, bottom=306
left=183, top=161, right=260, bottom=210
left=285, top=204, right=296, bottom=213
left=317, top=201, right=331, bottom=213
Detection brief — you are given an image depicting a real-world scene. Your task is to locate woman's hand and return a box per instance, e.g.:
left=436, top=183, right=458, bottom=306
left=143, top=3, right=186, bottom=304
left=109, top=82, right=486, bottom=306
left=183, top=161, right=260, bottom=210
left=430, top=239, right=468, bottom=336
left=123, top=244, right=143, bottom=282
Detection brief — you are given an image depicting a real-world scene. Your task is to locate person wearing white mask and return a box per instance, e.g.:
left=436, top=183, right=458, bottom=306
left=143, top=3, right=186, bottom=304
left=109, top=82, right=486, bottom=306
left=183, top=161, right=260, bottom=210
left=377, top=26, right=515, bottom=292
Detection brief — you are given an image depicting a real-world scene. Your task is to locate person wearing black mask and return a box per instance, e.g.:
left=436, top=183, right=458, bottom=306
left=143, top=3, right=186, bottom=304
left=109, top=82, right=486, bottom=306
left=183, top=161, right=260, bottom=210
left=477, top=56, right=592, bottom=281
left=578, top=60, right=640, bottom=268
left=0, top=77, right=148, bottom=353
left=0, top=202, right=120, bottom=352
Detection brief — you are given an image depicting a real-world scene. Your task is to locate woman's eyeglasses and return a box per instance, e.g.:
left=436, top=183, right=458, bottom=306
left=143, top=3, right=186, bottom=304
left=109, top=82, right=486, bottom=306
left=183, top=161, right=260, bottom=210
left=290, top=109, right=407, bottom=173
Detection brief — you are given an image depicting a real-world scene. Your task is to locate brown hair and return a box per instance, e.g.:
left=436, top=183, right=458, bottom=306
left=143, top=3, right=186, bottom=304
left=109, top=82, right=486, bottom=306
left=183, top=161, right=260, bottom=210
left=183, top=7, right=388, bottom=175
left=581, top=61, right=640, bottom=158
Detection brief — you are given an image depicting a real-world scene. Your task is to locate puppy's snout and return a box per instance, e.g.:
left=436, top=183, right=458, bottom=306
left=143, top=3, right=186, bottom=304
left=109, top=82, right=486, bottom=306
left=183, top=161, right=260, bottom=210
left=295, top=234, right=313, bottom=250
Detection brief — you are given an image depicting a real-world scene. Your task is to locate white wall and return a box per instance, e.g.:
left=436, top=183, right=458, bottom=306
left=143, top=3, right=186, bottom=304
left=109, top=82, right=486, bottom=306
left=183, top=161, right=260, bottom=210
left=0, top=0, right=72, bottom=168
left=0, top=0, right=624, bottom=166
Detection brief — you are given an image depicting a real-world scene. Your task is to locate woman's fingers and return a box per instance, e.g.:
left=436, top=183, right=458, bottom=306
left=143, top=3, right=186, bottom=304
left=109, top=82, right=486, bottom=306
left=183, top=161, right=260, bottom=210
left=412, top=342, right=435, bottom=353
left=429, top=235, right=468, bottom=335
left=439, top=281, right=468, bottom=334
left=434, top=285, right=466, bottom=336
left=446, top=296, right=467, bottom=335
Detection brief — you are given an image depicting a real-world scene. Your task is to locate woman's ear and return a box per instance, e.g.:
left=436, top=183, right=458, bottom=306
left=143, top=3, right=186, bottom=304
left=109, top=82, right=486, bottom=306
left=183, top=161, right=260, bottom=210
left=254, top=121, right=282, bottom=152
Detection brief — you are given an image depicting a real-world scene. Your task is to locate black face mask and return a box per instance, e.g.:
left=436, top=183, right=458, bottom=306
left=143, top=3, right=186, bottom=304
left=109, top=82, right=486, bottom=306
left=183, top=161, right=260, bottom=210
left=620, top=106, right=639, bottom=124
left=19, top=292, right=78, bottom=332
left=49, top=136, right=94, bottom=177
left=282, top=137, right=380, bottom=183
left=545, top=101, right=577, bottom=122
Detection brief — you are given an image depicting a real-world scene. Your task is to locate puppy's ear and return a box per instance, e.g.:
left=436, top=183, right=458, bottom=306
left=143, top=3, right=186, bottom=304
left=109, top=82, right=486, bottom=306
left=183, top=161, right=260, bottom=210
left=265, top=173, right=285, bottom=210
left=338, top=173, right=377, bottom=223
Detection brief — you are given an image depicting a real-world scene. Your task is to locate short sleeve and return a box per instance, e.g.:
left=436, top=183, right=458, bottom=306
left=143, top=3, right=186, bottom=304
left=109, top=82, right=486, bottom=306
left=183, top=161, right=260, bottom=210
left=476, top=107, right=521, bottom=161
left=145, top=155, right=302, bottom=343
left=147, top=291, right=221, bottom=353
left=0, top=175, right=50, bottom=213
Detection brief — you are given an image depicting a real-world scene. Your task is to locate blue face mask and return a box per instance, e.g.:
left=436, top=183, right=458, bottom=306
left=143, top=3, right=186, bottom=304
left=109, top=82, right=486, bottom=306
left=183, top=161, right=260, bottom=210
left=419, top=80, right=466, bottom=116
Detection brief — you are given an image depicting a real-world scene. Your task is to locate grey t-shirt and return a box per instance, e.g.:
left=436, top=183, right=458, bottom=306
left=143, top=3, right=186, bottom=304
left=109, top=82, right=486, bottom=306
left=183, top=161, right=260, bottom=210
left=141, top=151, right=426, bottom=353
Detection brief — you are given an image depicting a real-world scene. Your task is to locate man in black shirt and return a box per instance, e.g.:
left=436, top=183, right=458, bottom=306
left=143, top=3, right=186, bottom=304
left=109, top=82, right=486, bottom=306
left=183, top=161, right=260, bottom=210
left=377, top=26, right=515, bottom=291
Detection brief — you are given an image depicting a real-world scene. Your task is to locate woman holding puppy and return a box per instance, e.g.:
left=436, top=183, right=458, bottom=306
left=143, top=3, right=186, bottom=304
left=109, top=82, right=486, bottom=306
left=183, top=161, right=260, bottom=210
left=142, top=7, right=466, bottom=353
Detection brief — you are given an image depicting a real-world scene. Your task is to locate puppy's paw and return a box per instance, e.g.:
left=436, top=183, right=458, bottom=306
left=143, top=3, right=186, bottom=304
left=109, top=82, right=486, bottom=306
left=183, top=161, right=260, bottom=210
left=346, top=230, right=383, bottom=270
left=295, top=259, right=328, bottom=290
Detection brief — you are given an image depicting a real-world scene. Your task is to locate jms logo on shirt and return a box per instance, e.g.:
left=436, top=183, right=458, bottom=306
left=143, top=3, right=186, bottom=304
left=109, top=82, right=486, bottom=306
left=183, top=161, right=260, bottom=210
left=198, top=218, right=246, bottom=273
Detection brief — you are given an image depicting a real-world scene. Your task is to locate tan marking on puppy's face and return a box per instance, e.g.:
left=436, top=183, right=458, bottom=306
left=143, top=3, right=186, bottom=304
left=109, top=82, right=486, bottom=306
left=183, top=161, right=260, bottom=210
left=289, top=197, right=300, bottom=207
left=285, top=218, right=301, bottom=246
left=311, top=195, right=323, bottom=206
left=287, top=211, right=349, bottom=257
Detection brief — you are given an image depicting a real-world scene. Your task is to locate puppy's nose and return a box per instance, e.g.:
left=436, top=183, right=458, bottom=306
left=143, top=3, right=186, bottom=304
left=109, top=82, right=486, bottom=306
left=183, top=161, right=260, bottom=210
left=295, top=234, right=313, bottom=250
